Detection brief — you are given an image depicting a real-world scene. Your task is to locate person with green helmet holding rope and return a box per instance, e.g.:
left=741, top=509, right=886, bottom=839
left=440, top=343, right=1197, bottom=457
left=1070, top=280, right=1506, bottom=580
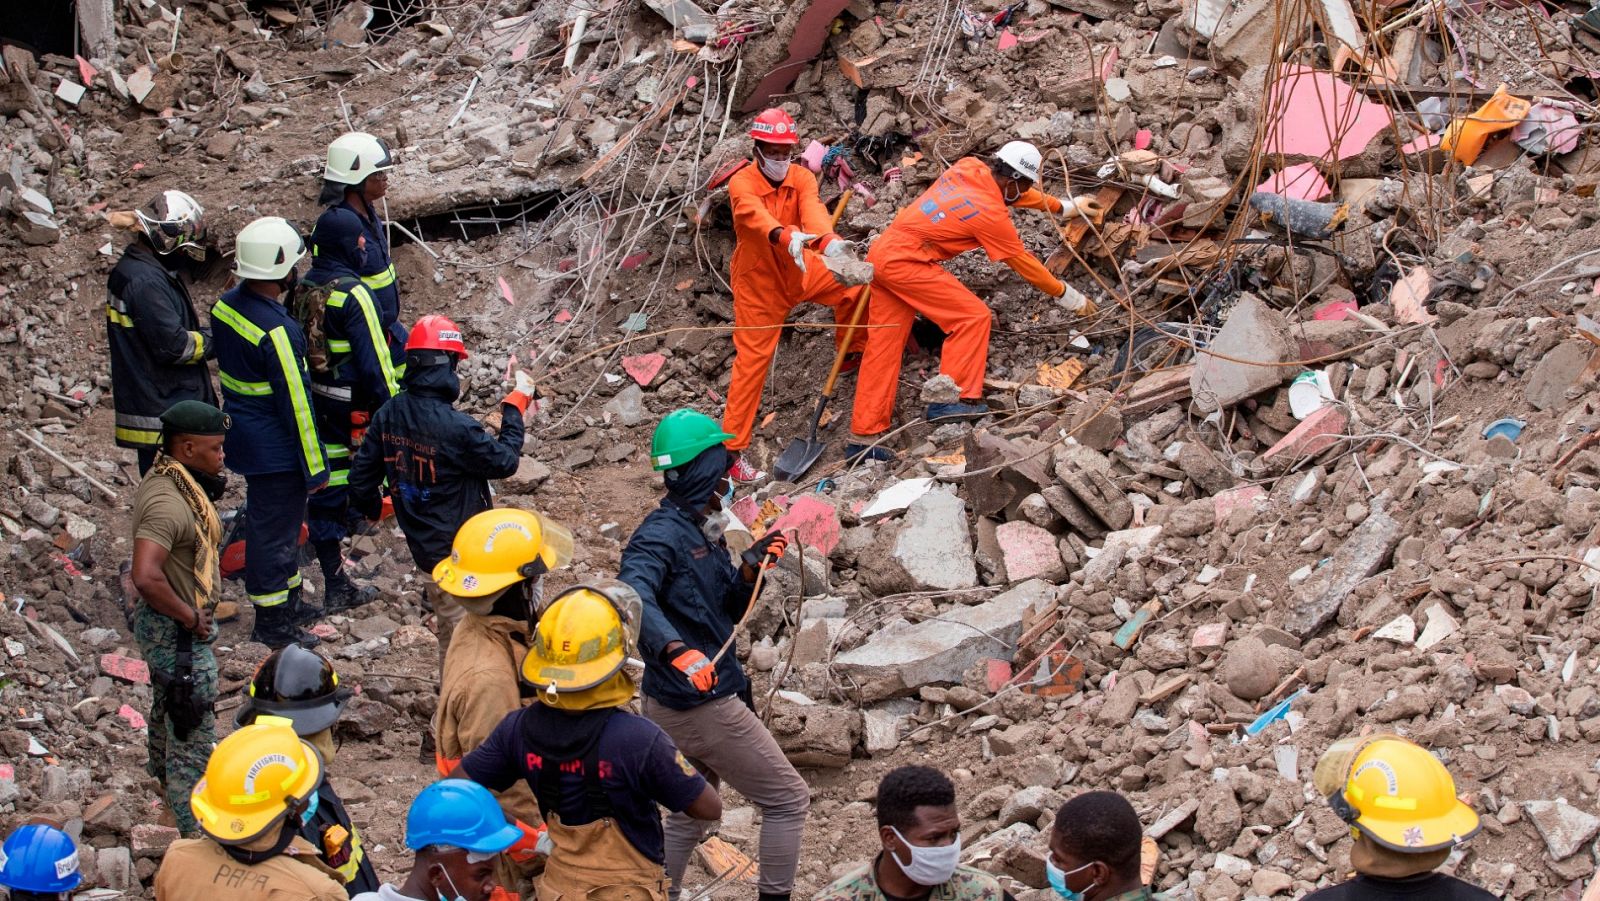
left=619, top=408, right=803, bottom=901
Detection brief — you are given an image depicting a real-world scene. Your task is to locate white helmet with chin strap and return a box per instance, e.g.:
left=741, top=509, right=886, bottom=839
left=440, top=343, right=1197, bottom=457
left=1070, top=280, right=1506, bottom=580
left=233, top=217, right=307, bottom=281
left=136, top=189, right=208, bottom=261
left=994, top=140, right=1043, bottom=184
left=323, top=132, right=394, bottom=186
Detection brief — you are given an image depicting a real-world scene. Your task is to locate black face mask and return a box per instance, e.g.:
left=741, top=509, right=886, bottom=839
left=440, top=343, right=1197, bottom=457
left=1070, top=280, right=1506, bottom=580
left=186, top=465, right=228, bottom=501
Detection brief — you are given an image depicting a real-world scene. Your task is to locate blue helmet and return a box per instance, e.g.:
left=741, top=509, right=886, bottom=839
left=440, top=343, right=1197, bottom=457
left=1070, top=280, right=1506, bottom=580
left=405, top=780, right=522, bottom=853
left=0, top=825, right=82, bottom=894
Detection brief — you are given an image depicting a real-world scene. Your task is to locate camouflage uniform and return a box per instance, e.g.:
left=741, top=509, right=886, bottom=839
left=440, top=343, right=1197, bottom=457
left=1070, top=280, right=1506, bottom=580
left=132, top=602, right=217, bottom=835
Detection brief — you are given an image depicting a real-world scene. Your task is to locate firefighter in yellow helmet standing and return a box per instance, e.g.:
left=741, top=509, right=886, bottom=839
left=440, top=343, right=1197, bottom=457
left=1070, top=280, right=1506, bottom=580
left=457, top=584, right=721, bottom=901
left=1305, top=733, right=1494, bottom=900
left=154, top=717, right=347, bottom=901
left=431, top=507, right=576, bottom=893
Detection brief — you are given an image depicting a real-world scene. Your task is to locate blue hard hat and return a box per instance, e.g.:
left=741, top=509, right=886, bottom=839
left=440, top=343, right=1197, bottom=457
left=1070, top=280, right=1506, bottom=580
left=405, top=780, right=523, bottom=853
left=0, top=825, right=82, bottom=894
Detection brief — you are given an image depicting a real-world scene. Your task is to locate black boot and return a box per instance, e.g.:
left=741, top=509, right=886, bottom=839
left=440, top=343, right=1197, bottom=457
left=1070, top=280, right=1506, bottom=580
left=315, top=540, right=375, bottom=613
left=249, top=600, right=320, bottom=650
left=287, top=585, right=326, bottom=626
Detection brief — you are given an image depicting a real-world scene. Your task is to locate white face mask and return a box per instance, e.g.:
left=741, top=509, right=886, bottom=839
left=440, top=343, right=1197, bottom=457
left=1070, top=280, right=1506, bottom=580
left=700, top=508, right=728, bottom=544
left=889, top=827, right=962, bottom=886
left=756, top=147, right=790, bottom=181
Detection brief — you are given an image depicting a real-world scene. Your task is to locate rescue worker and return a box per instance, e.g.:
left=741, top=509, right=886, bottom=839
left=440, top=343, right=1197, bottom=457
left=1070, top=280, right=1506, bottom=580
left=319, top=132, right=405, bottom=348
left=155, top=717, right=346, bottom=901
left=847, top=141, right=1101, bottom=463
left=129, top=400, right=228, bottom=835
left=349, top=780, right=523, bottom=901
left=815, top=766, right=1007, bottom=901
left=459, top=584, right=723, bottom=901
left=236, top=645, right=377, bottom=895
left=348, top=315, right=536, bottom=671
left=0, top=824, right=82, bottom=901
left=301, top=207, right=405, bottom=612
left=212, top=216, right=326, bottom=649
left=720, top=108, right=866, bottom=483
left=1046, top=792, right=1160, bottom=901
left=430, top=507, right=575, bottom=893
left=106, top=189, right=218, bottom=475
left=620, top=409, right=801, bottom=901
left=1305, top=734, right=1495, bottom=900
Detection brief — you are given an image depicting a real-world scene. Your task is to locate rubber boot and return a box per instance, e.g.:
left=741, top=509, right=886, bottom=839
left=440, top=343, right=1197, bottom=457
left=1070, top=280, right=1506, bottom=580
left=287, top=585, right=326, bottom=626
left=315, top=539, right=376, bottom=613
left=250, top=600, right=320, bottom=650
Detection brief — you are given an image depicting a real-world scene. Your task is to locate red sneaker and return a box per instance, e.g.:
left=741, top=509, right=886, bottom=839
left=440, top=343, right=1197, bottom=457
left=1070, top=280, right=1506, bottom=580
left=729, top=455, right=767, bottom=484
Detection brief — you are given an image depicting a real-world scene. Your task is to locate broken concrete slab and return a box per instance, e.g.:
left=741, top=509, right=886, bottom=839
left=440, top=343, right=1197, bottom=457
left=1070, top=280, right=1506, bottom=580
left=1082, top=526, right=1162, bottom=587
left=1525, top=340, right=1592, bottom=411
left=1053, top=446, right=1133, bottom=531
left=875, top=489, right=978, bottom=593
left=1191, top=293, right=1294, bottom=413
left=833, top=580, right=1057, bottom=701
left=1283, top=502, right=1401, bottom=637
left=1522, top=800, right=1600, bottom=860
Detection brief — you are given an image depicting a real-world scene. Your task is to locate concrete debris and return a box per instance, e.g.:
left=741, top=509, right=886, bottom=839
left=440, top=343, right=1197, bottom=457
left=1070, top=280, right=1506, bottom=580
left=1283, top=502, right=1401, bottom=637
left=1190, top=293, right=1294, bottom=414
left=1522, top=801, right=1600, bottom=860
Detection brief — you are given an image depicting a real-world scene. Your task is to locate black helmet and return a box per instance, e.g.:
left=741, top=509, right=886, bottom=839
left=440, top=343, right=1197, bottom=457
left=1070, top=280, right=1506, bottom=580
left=234, top=645, right=351, bottom=734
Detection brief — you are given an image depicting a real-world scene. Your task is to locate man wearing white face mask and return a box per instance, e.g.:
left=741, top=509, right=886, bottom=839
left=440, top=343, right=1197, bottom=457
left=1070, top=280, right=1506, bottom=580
left=1045, top=791, right=1163, bottom=901
left=815, top=766, right=1009, bottom=901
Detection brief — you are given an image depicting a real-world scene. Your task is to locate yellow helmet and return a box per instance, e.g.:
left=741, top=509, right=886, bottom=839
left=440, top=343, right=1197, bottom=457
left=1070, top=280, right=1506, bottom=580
left=1313, top=734, right=1481, bottom=853
left=522, top=585, right=630, bottom=692
left=190, top=716, right=322, bottom=845
left=433, top=508, right=575, bottom=598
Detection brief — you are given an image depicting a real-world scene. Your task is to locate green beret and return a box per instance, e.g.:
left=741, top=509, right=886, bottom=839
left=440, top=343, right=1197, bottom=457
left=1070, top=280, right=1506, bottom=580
left=159, top=400, right=231, bottom=436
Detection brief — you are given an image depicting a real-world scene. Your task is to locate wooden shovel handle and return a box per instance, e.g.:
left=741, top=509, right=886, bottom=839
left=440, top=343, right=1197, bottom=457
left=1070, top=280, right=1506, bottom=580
left=829, top=189, right=854, bottom=230
left=821, top=284, right=871, bottom=398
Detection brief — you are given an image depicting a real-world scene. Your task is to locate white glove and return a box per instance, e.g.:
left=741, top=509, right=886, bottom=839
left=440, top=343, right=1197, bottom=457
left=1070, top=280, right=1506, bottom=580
left=823, top=239, right=856, bottom=259
left=535, top=829, right=554, bottom=857
left=1058, top=195, right=1105, bottom=220
left=786, top=230, right=816, bottom=272
left=513, top=369, right=537, bottom=395
left=1058, top=283, right=1098, bottom=316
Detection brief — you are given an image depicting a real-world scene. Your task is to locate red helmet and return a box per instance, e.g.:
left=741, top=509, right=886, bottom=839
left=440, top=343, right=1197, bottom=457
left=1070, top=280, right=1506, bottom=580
left=749, top=108, right=799, bottom=145
left=406, top=314, right=469, bottom=359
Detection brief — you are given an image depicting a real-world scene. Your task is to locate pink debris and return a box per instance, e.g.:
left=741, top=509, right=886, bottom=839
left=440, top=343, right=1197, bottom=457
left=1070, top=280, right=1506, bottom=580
left=620, top=252, right=651, bottom=271
left=1213, top=485, right=1265, bottom=527
left=622, top=353, right=667, bottom=386
left=1265, top=66, right=1392, bottom=161
left=996, top=28, right=1019, bottom=50
left=1191, top=622, right=1229, bottom=649
left=510, top=41, right=529, bottom=62
left=1314, top=300, right=1358, bottom=321
left=1391, top=267, right=1436, bottom=324
left=1255, top=163, right=1331, bottom=201
left=76, top=56, right=98, bottom=86
left=498, top=276, right=516, bottom=305
left=554, top=309, right=573, bottom=323
left=311, top=623, right=341, bottom=641
left=99, top=653, right=150, bottom=685
left=1261, top=407, right=1349, bottom=465
left=1133, top=129, right=1153, bottom=150
left=768, top=495, right=842, bottom=557
left=729, top=495, right=762, bottom=528
left=1098, top=47, right=1119, bottom=81
left=118, top=704, right=147, bottom=730
left=984, top=659, right=1013, bottom=693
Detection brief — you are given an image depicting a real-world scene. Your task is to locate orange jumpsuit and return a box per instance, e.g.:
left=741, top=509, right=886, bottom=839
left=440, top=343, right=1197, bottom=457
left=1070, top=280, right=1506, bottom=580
left=849, top=156, right=1067, bottom=439
left=723, top=162, right=866, bottom=452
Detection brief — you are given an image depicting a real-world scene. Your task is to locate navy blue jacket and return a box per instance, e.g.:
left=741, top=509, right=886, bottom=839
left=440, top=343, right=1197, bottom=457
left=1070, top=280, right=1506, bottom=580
left=330, top=198, right=406, bottom=347
left=306, top=208, right=403, bottom=416
left=211, top=284, right=328, bottom=486
left=347, top=362, right=523, bottom=571
left=620, top=499, right=752, bottom=710
left=105, top=243, right=217, bottom=448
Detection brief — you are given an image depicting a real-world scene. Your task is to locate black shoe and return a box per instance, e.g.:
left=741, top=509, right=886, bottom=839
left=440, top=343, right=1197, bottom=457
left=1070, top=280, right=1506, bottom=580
left=287, top=587, right=326, bottom=626
left=325, top=579, right=377, bottom=613
left=845, top=442, right=897, bottom=464
left=418, top=730, right=437, bottom=766
left=249, top=602, right=320, bottom=650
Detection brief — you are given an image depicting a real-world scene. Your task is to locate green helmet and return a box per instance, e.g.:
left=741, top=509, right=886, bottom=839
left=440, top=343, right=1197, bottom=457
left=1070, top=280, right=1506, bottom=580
left=651, top=409, right=733, bottom=471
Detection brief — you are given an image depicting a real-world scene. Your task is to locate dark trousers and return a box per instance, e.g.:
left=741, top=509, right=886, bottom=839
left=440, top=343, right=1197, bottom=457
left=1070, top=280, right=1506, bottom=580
left=306, top=442, right=351, bottom=544
left=137, top=446, right=159, bottom=476
left=243, top=471, right=307, bottom=608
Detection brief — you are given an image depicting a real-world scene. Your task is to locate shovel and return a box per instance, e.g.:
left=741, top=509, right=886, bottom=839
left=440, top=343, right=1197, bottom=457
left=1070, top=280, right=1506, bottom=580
left=772, top=283, right=871, bottom=482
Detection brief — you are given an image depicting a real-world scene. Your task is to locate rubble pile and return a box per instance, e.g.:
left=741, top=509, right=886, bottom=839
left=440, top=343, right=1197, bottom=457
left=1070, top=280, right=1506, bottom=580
left=6, top=0, right=1600, bottom=898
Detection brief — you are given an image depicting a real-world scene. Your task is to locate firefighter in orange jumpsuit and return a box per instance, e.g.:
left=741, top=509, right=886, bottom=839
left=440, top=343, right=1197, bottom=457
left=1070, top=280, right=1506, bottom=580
left=846, top=141, right=1100, bottom=462
left=722, top=108, right=865, bottom=483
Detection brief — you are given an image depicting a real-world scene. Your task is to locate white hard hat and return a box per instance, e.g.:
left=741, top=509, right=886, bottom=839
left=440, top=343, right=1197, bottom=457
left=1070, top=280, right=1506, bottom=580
left=233, top=217, right=307, bottom=281
left=136, top=189, right=208, bottom=261
left=995, top=140, right=1043, bottom=183
left=323, top=132, right=394, bottom=186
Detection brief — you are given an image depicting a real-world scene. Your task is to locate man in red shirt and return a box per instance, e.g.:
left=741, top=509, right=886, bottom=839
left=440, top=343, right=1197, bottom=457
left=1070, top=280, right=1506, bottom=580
left=847, top=141, right=1100, bottom=462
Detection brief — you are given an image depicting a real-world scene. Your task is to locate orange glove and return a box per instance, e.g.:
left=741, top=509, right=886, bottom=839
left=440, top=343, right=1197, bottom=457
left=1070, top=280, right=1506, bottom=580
left=741, top=532, right=788, bottom=570
left=506, top=821, right=550, bottom=863
left=671, top=648, right=717, bottom=693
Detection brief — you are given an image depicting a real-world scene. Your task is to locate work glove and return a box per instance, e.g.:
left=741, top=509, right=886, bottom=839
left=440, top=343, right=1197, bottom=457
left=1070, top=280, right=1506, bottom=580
left=504, top=369, right=537, bottom=414
left=823, top=238, right=857, bottom=259
left=671, top=647, right=718, bottom=693
left=786, top=230, right=817, bottom=272
left=1058, top=283, right=1098, bottom=317
left=1058, top=195, right=1105, bottom=221
left=506, top=822, right=552, bottom=863
left=741, top=531, right=789, bottom=571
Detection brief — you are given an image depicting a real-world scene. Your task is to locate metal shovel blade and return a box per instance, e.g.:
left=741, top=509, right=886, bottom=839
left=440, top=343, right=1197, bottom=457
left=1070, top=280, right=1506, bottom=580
left=772, top=436, right=826, bottom=483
